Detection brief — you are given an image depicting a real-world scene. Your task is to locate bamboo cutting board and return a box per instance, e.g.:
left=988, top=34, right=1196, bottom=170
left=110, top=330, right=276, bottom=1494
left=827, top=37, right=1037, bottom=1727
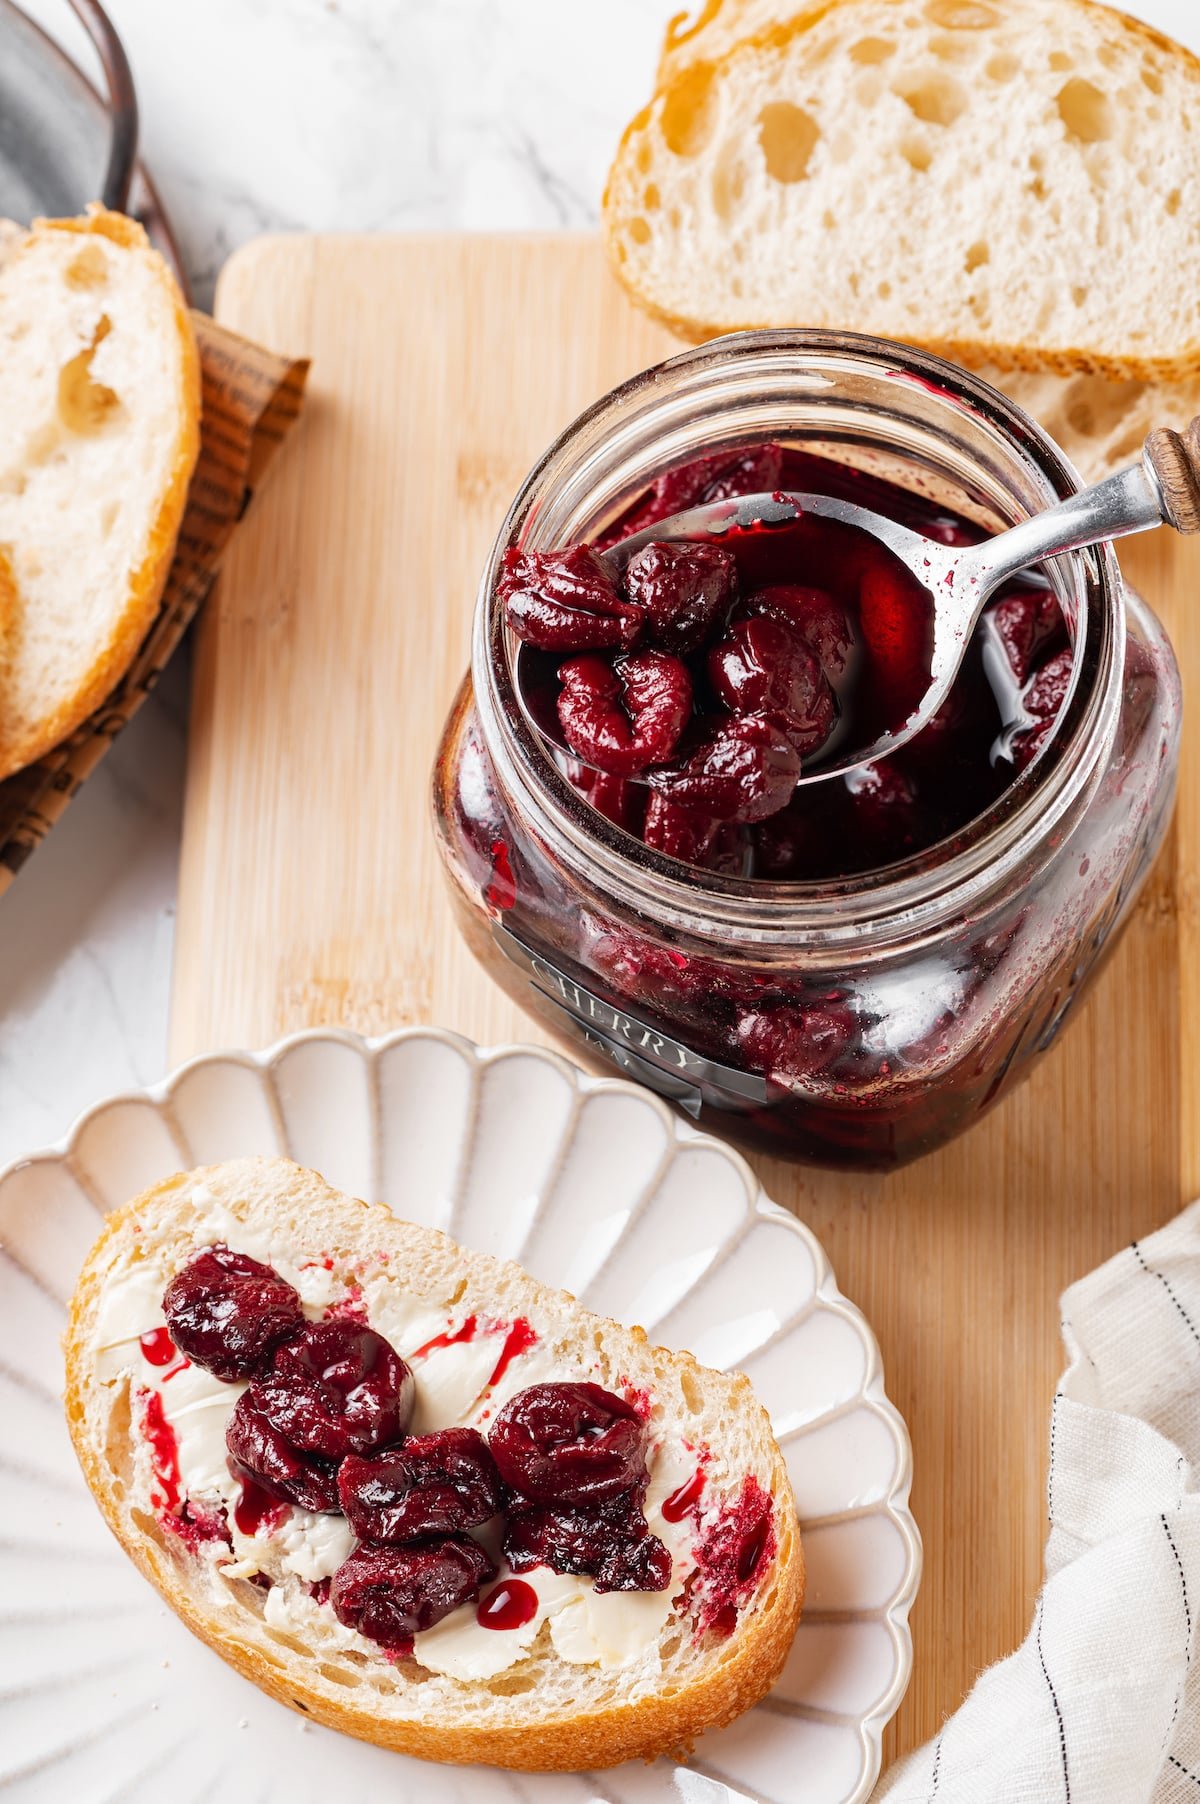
left=172, top=233, right=1200, bottom=1768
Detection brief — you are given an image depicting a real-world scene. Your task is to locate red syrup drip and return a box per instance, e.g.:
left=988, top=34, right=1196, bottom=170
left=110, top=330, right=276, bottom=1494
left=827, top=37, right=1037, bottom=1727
left=736, top=1513, right=773, bottom=1584
left=411, top=1315, right=479, bottom=1361
left=661, top=1468, right=705, bottom=1523
left=234, top=1478, right=288, bottom=1538
left=477, top=1578, right=539, bottom=1631
left=139, top=1389, right=182, bottom=1515
left=487, top=1317, right=537, bottom=1389
left=140, top=1327, right=190, bottom=1380
left=139, top=1326, right=178, bottom=1366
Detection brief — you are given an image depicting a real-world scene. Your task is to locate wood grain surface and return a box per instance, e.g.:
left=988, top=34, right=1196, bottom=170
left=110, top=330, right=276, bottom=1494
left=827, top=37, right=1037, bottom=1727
left=172, top=232, right=1200, bottom=1769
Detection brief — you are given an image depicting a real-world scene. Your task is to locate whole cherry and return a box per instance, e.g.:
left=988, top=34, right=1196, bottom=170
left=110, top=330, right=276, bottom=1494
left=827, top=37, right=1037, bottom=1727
left=338, top=1429, right=504, bottom=1542
left=330, top=1537, right=497, bottom=1645
left=250, top=1319, right=415, bottom=1460
left=163, top=1246, right=304, bottom=1383
left=557, top=652, right=693, bottom=776
left=489, top=1381, right=648, bottom=1505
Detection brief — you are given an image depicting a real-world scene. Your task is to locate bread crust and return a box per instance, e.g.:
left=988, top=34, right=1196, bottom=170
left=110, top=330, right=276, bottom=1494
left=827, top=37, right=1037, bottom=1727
left=0, top=206, right=201, bottom=781
left=607, top=0, right=1200, bottom=380
left=64, top=1159, right=805, bottom=1771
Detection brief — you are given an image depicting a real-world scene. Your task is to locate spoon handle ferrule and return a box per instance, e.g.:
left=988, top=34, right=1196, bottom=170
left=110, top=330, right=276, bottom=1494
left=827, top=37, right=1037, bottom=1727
left=1145, top=422, right=1200, bottom=533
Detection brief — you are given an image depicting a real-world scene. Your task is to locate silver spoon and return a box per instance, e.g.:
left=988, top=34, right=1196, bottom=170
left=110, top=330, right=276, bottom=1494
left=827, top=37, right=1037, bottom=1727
left=597, top=421, right=1200, bottom=784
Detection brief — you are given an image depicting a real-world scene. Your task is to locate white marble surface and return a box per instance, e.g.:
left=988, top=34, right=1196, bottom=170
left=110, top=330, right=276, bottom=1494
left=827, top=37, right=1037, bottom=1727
left=1, top=0, right=1197, bottom=1167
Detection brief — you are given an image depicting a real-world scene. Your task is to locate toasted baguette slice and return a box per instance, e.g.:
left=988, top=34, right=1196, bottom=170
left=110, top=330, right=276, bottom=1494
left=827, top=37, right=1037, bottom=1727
left=605, top=0, right=1200, bottom=378
left=0, top=206, right=199, bottom=780
left=65, top=1156, right=804, bottom=1771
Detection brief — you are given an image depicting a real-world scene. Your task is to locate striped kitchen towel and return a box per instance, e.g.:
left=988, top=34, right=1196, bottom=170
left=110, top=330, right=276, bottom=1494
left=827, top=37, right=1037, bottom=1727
left=878, top=1200, right=1200, bottom=1802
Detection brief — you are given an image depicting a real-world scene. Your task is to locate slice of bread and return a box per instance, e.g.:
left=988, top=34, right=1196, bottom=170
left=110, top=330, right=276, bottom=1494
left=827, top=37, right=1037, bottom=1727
left=65, top=1156, right=804, bottom=1771
left=0, top=207, right=199, bottom=780
left=605, top=0, right=1200, bottom=378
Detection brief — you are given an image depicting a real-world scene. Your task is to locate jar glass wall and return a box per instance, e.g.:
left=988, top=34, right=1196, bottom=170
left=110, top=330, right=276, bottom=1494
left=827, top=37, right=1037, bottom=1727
left=432, top=332, right=1181, bottom=1170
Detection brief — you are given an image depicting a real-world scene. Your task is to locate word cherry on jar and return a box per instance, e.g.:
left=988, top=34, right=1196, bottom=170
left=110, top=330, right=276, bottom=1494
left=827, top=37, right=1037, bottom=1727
left=433, top=331, right=1180, bottom=1169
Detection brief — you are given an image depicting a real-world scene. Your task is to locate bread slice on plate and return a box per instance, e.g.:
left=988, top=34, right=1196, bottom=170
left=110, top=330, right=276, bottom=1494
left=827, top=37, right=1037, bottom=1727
left=0, top=206, right=199, bottom=781
left=65, top=1156, right=804, bottom=1770
left=605, top=0, right=1200, bottom=378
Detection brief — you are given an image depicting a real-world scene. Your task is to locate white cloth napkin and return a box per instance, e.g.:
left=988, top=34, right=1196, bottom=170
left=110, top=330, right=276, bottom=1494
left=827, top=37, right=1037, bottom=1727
left=876, top=1200, right=1200, bottom=1803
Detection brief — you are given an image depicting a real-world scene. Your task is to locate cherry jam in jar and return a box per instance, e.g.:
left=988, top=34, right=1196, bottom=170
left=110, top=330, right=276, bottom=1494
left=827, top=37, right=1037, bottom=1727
left=432, top=332, right=1180, bottom=1169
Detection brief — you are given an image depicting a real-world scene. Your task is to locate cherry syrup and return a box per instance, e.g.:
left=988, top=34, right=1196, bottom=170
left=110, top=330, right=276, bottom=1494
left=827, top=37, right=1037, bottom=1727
left=476, top=1578, right=539, bottom=1631
left=661, top=1468, right=706, bottom=1523
left=139, top=1389, right=182, bottom=1515
left=487, top=1318, right=538, bottom=1390
left=234, top=1477, right=288, bottom=1538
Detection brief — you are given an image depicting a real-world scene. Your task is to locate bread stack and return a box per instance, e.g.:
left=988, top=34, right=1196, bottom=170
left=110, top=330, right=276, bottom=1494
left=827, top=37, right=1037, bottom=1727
left=604, top=0, right=1200, bottom=479
left=0, top=207, right=199, bottom=781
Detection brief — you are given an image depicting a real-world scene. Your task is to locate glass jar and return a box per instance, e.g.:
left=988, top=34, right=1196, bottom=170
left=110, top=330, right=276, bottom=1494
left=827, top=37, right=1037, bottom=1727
left=431, top=331, right=1181, bottom=1170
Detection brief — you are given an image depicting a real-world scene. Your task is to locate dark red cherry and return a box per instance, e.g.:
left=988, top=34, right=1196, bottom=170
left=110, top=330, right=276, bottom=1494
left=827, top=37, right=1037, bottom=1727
left=858, top=557, right=933, bottom=697
left=488, top=1381, right=648, bottom=1505
left=251, top=1319, right=414, bottom=1460
left=338, top=1429, right=504, bottom=1542
left=735, top=1000, right=856, bottom=1084
left=557, top=652, right=692, bottom=775
left=607, top=443, right=784, bottom=541
left=987, top=587, right=1067, bottom=686
left=643, top=793, right=743, bottom=872
left=504, top=1490, right=672, bottom=1594
left=225, top=1392, right=341, bottom=1513
left=499, top=545, right=643, bottom=653
left=567, top=763, right=645, bottom=835
left=163, top=1246, right=304, bottom=1382
left=707, top=616, right=837, bottom=758
left=1013, top=647, right=1074, bottom=768
left=1024, top=646, right=1073, bottom=719
left=699, top=443, right=785, bottom=504
left=330, top=1537, right=497, bottom=1645
left=622, top=541, right=738, bottom=654
left=648, top=716, right=800, bottom=823
left=743, top=585, right=854, bottom=682
left=844, top=760, right=927, bottom=861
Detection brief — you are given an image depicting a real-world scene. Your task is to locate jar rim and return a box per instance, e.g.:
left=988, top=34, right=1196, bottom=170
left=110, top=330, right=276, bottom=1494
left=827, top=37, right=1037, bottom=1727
left=472, top=328, right=1125, bottom=948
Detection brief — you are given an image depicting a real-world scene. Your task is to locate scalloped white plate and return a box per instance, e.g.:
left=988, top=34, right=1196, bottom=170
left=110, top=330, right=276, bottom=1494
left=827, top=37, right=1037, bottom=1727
left=0, top=1028, right=919, bottom=1803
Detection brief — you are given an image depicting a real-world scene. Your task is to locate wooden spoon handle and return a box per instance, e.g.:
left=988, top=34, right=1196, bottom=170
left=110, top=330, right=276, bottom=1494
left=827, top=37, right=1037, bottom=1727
left=1145, top=421, right=1200, bottom=532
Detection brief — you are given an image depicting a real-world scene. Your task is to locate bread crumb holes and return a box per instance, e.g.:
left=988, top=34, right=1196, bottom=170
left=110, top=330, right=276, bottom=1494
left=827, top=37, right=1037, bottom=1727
left=985, top=52, right=1019, bottom=82
left=65, top=242, right=108, bottom=290
left=900, top=135, right=933, bottom=172
left=1057, top=77, right=1115, bottom=143
left=894, top=73, right=967, bottom=126
left=661, top=63, right=719, bottom=158
left=849, top=36, right=895, bottom=64
left=757, top=101, right=821, bottom=182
